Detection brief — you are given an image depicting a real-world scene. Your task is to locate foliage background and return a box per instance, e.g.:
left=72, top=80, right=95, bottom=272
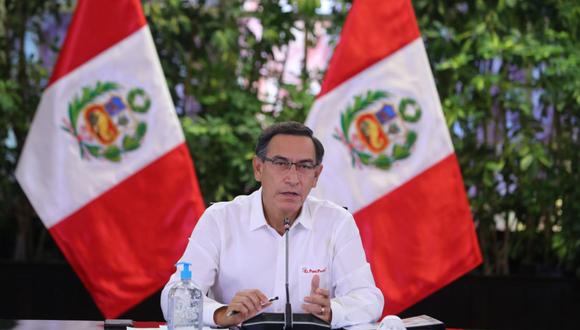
left=0, top=0, right=578, bottom=280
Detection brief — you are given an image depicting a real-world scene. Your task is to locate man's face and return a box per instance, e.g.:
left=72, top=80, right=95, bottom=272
left=253, top=134, right=323, bottom=222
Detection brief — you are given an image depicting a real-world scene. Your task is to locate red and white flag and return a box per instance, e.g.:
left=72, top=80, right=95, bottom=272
left=15, top=0, right=205, bottom=318
left=306, top=0, right=482, bottom=314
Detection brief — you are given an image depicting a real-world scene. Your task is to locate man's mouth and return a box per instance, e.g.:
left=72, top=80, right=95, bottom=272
left=280, top=191, right=300, bottom=197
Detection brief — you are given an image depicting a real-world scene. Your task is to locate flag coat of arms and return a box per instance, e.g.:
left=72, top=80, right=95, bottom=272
left=305, top=0, right=482, bottom=314
left=15, top=0, right=205, bottom=318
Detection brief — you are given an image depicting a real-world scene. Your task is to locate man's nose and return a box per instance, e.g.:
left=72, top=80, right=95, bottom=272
left=284, top=164, right=300, bottom=183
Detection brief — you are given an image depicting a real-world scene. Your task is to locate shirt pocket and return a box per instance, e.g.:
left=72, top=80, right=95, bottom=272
left=298, top=264, right=330, bottom=303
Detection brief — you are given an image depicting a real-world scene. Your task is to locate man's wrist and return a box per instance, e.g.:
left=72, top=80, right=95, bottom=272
left=204, top=300, right=227, bottom=327
left=213, top=306, right=228, bottom=327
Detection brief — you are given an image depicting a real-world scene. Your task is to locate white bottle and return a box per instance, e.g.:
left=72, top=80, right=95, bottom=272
left=167, top=262, right=203, bottom=330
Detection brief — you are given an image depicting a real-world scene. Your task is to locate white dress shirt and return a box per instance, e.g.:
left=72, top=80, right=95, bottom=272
left=161, top=188, right=384, bottom=328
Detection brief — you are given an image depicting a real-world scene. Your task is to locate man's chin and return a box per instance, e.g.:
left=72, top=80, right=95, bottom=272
left=277, top=203, right=302, bottom=219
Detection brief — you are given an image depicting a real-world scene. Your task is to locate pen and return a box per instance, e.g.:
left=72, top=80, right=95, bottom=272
left=226, top=296, right=279, bottom=317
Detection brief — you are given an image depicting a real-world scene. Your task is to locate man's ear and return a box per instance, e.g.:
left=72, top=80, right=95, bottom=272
left=253, top=156, right=263, bottom=182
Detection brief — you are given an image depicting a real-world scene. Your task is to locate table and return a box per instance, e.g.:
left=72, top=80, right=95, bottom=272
left=0, top=320, right=462, bottom=330
left=0, top=320, right=166, bottom=330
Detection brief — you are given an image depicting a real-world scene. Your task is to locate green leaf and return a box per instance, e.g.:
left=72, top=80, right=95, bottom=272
left=136, top=122, right=147, bottom=139
left=85, top=144, right=101, bottom=157
left=405, top=131, right=417, bottom=148
left=358, top=152, right=372, bottom=165
left=520, top=154, right=533, bottom=171
left=374, top=155, right=392, bottom=169
left=538, top=154, right=553, bottom=167
left=104, top=146, right=122, bottom=162
left=392, top=145, right=411, bottom=160
left=340, top=111, right=348, bottom=138
left=122, top=136, right=140, bottom=151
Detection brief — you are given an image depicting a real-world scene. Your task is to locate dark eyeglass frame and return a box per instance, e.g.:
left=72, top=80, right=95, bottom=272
left=261, top=156, right=319, bottom=173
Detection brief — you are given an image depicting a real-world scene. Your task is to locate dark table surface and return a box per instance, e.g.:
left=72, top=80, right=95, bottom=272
left=0, top=320, right=470, bottom=330
left=0, top=320, right=168, bottom=330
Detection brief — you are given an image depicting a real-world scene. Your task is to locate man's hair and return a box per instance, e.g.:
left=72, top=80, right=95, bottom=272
left=255, top=121, right=324, bottom=165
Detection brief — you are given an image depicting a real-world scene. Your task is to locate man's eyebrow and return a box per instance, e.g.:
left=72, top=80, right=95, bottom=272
left=270, top=155, right=315, bottom=163
left=269, top=155, right=289, bottom=161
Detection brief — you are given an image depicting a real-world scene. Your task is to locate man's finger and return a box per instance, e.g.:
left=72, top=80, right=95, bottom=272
left=304, top=294, right=327, bottom=306
left=239, top=295, right=261, bottom=313
left=255, top=291, right=269, bottom=304
left=237, top=290, right=267, bottom=311
left=302, top=303, right=330, bottom=322
left=227, top=302, right=249, bottom=318
left=315, top=288, right=329, bottom=297
left=310, top=274, right=320, bottom=294
left=301, top=303, right=319, bottom=314
left=243, top=289, right=269, bottom=307
left=245, top=293, right=262, bottom=310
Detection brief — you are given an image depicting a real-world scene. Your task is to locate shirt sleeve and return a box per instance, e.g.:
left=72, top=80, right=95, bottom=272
left=160, top=207, right=226, bottom=327
left=329, top=212, right=384, bottom=328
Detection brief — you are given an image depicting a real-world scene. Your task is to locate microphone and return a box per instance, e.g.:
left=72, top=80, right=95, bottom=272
left=283, top=217, right=293, bottom=330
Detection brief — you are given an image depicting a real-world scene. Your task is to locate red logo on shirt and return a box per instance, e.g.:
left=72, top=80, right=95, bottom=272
left=302, top=267, right=327, bottom=274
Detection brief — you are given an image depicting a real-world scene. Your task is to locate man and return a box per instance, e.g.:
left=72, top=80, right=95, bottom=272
left=161, top=122, right=384, bottom=328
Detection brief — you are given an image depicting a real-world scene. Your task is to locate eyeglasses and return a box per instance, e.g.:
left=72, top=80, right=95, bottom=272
left=262, top=156, right=318, bottom=174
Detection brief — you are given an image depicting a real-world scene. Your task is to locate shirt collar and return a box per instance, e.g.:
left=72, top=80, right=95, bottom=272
left=248, top=188, right=313, bottom=231
left=249, top=187, right=268, bottom=231
left=293, top=200, right=313, bottom=231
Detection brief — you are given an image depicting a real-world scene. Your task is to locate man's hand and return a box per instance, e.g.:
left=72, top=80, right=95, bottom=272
left=302, top=274, right=332, bottom=323
left=214, top=289, right=271, bottom=327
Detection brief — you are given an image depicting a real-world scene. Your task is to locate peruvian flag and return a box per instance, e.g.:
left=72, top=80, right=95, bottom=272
left=15, top=0, right=205, bottom=318
left=305, top=0, right=482, bottom=315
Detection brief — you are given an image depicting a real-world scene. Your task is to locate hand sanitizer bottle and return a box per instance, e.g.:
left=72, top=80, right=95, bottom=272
left=167, top=262, right=203, bottom=330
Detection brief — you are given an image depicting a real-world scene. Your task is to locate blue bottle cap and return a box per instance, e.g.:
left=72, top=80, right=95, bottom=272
left=176, top=262, right=192, bottom=280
